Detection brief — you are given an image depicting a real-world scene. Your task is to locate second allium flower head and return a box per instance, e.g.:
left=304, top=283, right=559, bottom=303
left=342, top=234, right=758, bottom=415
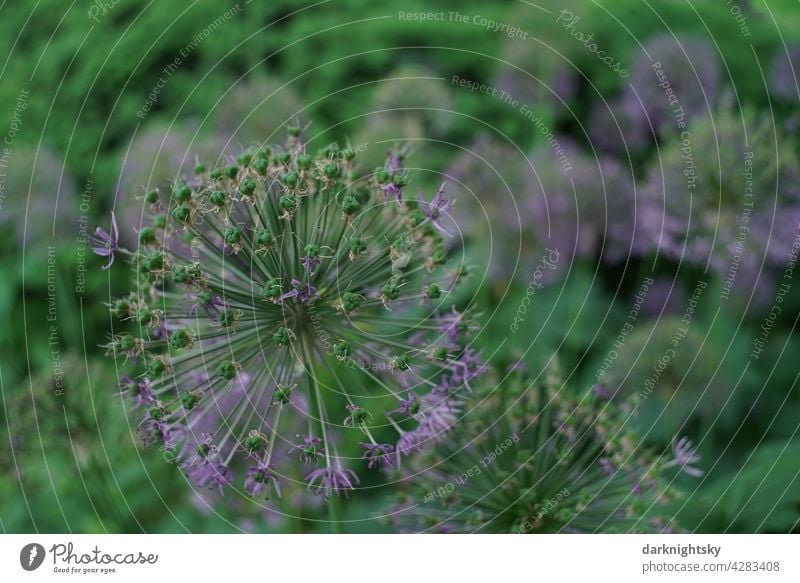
left=106, top=126, right=484, bottom=499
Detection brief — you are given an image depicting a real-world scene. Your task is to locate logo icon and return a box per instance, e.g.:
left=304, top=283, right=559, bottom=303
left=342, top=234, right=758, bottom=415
left=20, top=543, right=46, bottom=571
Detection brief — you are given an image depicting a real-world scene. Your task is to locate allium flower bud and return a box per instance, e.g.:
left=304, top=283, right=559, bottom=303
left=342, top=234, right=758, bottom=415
left=106, top=128, right=484, bottom=501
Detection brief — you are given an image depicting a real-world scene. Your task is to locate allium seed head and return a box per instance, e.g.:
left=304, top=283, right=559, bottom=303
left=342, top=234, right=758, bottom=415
left=106, top=128, right=484, bottom=499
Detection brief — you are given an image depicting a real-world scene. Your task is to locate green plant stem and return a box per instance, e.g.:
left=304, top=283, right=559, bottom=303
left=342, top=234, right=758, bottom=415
left=327, top=494, right=344, bottom=534
left=300, top=336, right=344, bottom=534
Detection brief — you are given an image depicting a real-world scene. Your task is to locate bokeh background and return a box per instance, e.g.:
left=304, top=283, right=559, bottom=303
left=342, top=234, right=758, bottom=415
left=2, top=0, right=800, bottom=533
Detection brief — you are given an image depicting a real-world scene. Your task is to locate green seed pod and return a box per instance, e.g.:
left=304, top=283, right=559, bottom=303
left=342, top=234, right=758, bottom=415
left=239, top=178, right=257, bottom=196
left=341, top=195, right=360, bottom=216
left=169, top=328, right=194, bottom=350
left=237, top=152, right=253, bottom=167
left=273, top=326, right=292, bottom=346
left=171, top=204, right=191, bottom=224
left=217, top=360, right=238, bottom=380
left=173, top=184, right=192, bottom=203
left=224, top=226, right=243, bottom=246
left=139, top=227, right=157, bottom=246
left=208, top=190, right=227, bottom=208
left=282, top=171, right=299, bottom=188
left=181, top=391, right=201, bottom=410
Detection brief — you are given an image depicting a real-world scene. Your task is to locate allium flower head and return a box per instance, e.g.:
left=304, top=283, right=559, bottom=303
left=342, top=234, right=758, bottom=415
left=596, top=315, right=751, bottom=442
left=588, top=96, right=651, bottom=155
left=393, top=366, right=680, bottom=533
left=627, top=35, right=721, bottom=136
left=523, top=139, right=640, bottom=264
left=368, top=64, right=454, bottom=138
left=637, top=101, right=800, bottom=302
left=106, top=128, right=483, bottom=500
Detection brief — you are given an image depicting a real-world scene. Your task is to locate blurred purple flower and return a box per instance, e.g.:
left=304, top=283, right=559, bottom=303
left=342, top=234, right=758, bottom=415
left=666, top=436, right=704, bottom=477
left=90, top=212, right=119, bottom=270
left=418, top=184, right=454, bottom=236
left=360, top=443, right=394, bottom=469
left=306, top=466, right=359, bottom=498
left=245, top=459, right=282, bottom=498
left=626, top=35, right=721, bottom=136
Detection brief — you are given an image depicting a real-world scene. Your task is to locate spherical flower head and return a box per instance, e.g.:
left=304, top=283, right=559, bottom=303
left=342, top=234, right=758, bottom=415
left=627, top=34, right=721, bottom=136
left=106, top=130, right=483, bottom=500
left=595, top=315, right=750, bottom=442
left=392, top=367, right=680, bottom=533
left=588, top=96, right=651, bottom=155
left=369, top=64, right=455, bottom=137
left=523, top=139, right=640, bottom=265
left=638, top=100, right=800, bottom=302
